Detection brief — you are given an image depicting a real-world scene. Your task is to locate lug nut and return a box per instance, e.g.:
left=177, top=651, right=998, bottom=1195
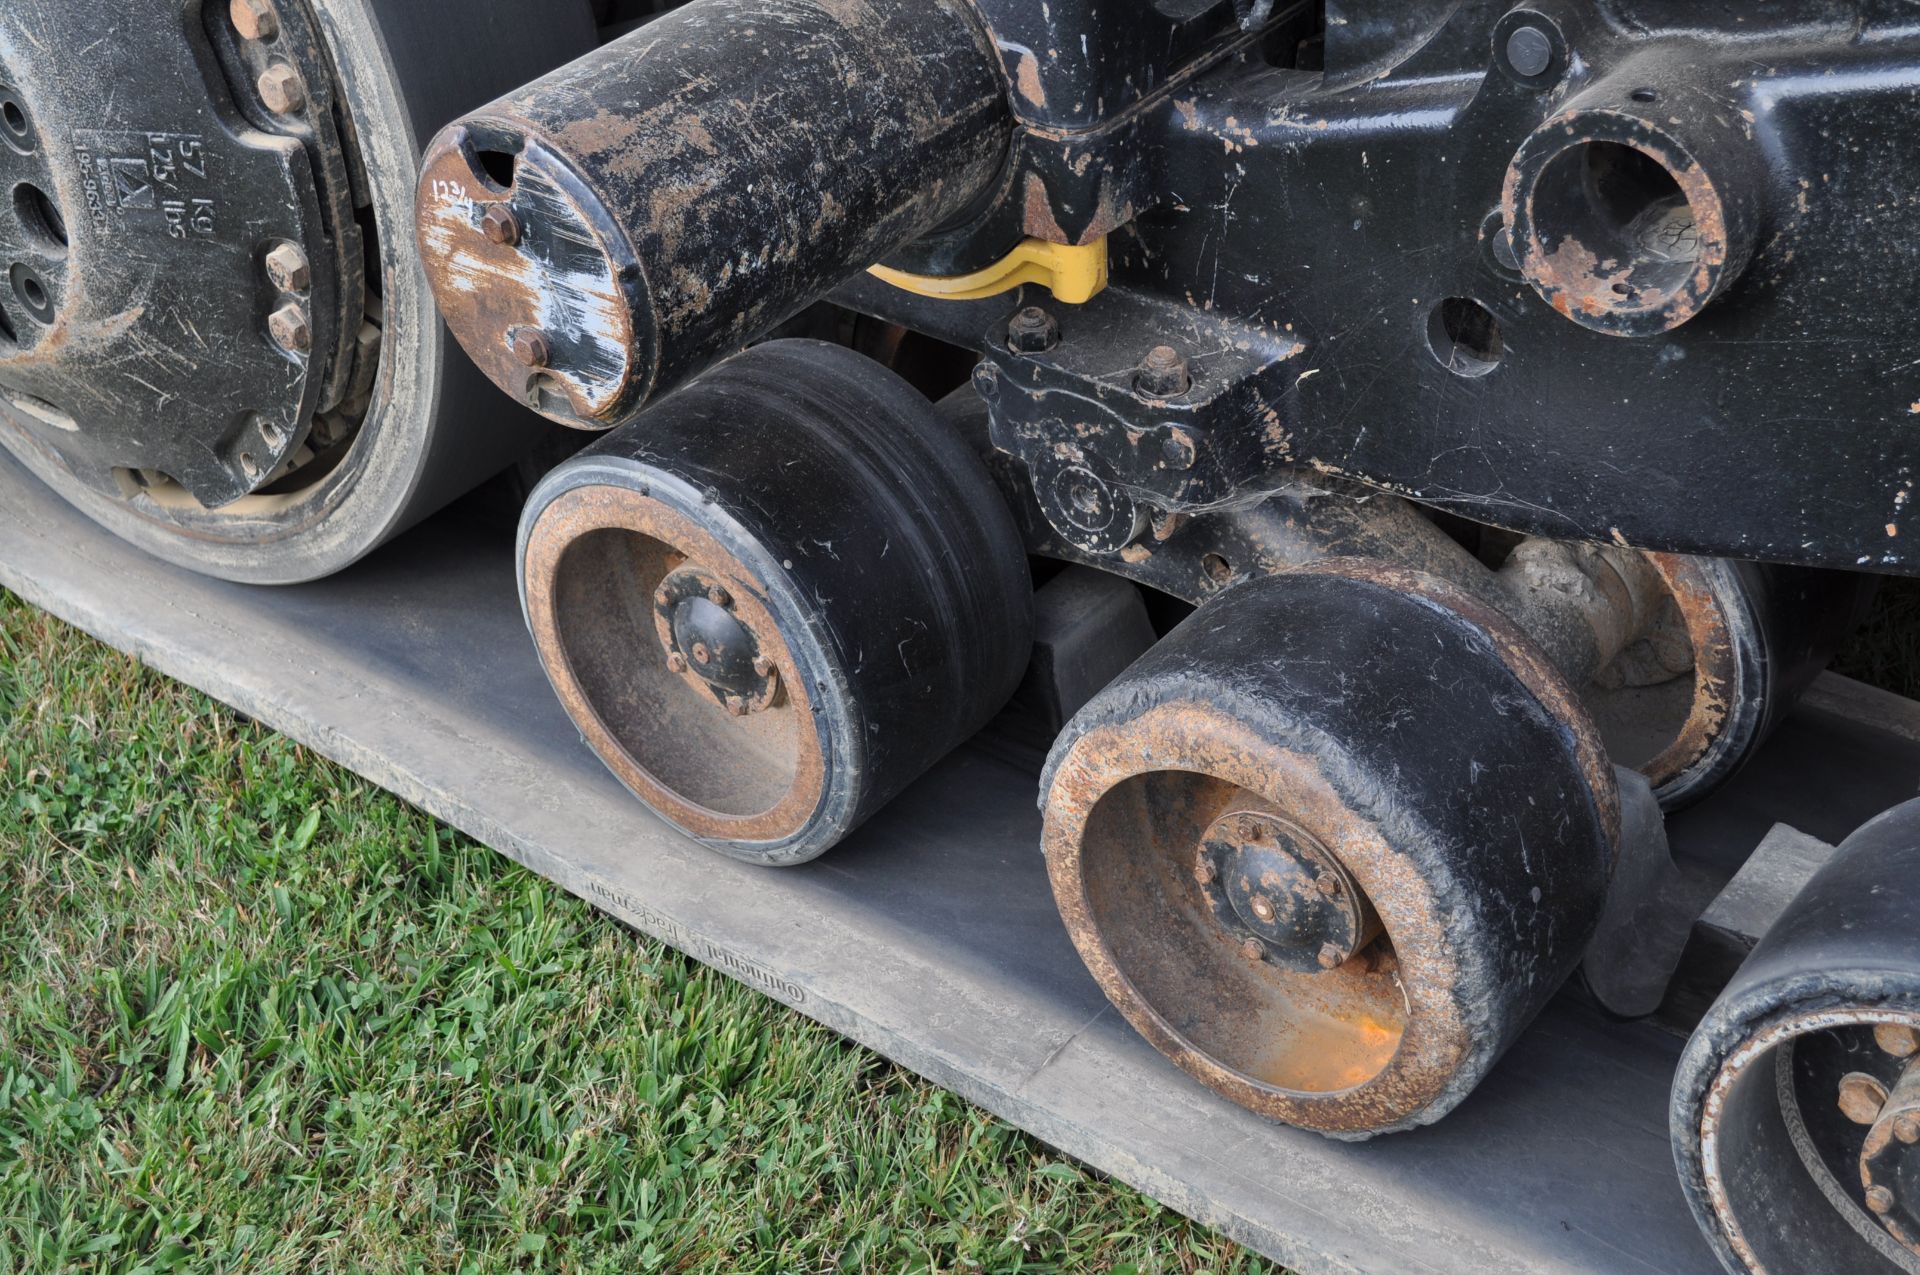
left=1876, top=1024, right=1920, bottom=1058
left=725, top=696, right=748, bottom=717
left=257, top=63, right=307, bottom=116
left=707, top=585, right=731, bottom=608
left=1135, top=345, right=1191, bottom=398
left=1868, top=1186, right=1896, bottom=1215
left=267, top=302, right=311, bottom=354
left=1316, top=874, right=1341, bottom=898
left=1839, top=1072, right=1890, bottom=1125
left=1194, top=859, right=1216, bottom=886
left=1316, top=942, right=1344, bottom=970
left=1897, top=1113, right=1920, bottom=1145
left=1006, top=306, right=1059, bottom=354
left=510, top=329, right=550, bottom=369
left=230, top=0, right=280, bottom=41
left=1240, top=937, right=1265, bottom=963
left=479, top=204, right=521, bottom=247
left=263, top=243, right=310, bottom=293
left=1249, top=894, right=1276, bottom=924
left=667, top=652, right=688, bottom=673
left=751, top=654, right=773, bottom=677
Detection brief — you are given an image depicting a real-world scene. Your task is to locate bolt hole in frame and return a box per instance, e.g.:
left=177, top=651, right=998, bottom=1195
left=1427, top=296, right=1504, bottom=376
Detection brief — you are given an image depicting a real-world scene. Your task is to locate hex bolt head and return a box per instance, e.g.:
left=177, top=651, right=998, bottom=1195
left=263, top=243, right=310, bottom=293
left=1240, top=937, right=1266, bottom=963
left=1316, top=942, right=1344, bottom=970
left=751, top=654, right=773, bottom=678
left=257, top=63, right=307, bottom=116
left=267, top=302, right=311, bottom=354
left=1316, top=874, right=1341, bottom=898
left=1006, top=306, right=1059, bottom=354
left=1249, top=894, right=1276, bottom=924
left=1868, top=1186, right=1896, bottom=1215
left=1897, top=1113, right=1920, bottom=1145
left=1135, top=345, right=1192, bottom=398
left=707, top=585, right=732, bottom=608
left=510, top=329, right=550, bottom=369
left=725, top=696, right=748, bottom=717
left=479, top=204, right=521, bottom=247
left=1504, top=25, right=1555, bottom=79
left=1194, top=859, right=1217, bottom=886
left=1160, top=430, right=1197, bottom=470
left=1839, top=1072, right=1891, bottom=1125
left=230, top=0, right=280, bottom=41
left=666, top=652, right=688, bottom=673
left=1877, top=1023, right=1920, bottom=1058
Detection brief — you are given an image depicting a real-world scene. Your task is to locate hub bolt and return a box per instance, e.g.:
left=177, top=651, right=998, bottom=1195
left=1839, top=1072, right=1891, bottom=1125
left=1194, top=858, right=1217, bottom=886
left=1160, top=430, right=1197, bottom=470
left=725, top=696, right=748, bottom=717
left=1007, top=306, right=1059, bottom=354
left=1136, top=345, right=1191, bottom=398
left=751, top=654, right=773, bottom=678
left=257, top=63, right=307, bottom=116
left=263, top=243, right=310, bottom=293
left=230, top=0, right=280, bottom=41
left=1868, top=1186, right=1897, bottom=1215
left=267, top=303, right=311, bottom=354
left=1316, top=874, right=1341, bottom=898
left=1877, top=1024, right=1920, bottom=1058
left=510, top=329, right=550, bottom=369
left=1316, top=942, right=1344, bottom=970
left=667, top=652, right=688, bottom=673
left=1249, top=894, right=1276, bottom=924
left=480, top=204, right=521, bottom=247
left=707, top=585, right=732, bottom=608
left=1898, top=1113, right=1920, bottom=1145
left=1240, top=937, right=1265, bottom=963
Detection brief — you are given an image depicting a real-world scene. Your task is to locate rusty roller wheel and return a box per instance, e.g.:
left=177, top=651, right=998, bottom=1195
left=0, top=0, right=594, bottom=582
left=518, top=339, right=1032, bottom=865
left=1041, top=565, right=1617, bottom=1137
left=1584, top=558, right=1872, bottom=811
left=1673, top=798, right=1920, bottom=1275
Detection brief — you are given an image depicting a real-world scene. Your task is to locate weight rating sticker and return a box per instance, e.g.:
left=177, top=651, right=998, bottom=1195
left=71, top=130, right=217, bottom=241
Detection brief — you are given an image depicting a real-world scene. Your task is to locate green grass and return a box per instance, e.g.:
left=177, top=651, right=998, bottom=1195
left=0, top=590, right=1274, bottom=1274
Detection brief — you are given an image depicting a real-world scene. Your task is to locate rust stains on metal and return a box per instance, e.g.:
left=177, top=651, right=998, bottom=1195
left=1634, top=553, right=1736, bottom=790
left=1042, top=699, right=1464, bottom=1134
left=520, top=482, right=827, bottom=844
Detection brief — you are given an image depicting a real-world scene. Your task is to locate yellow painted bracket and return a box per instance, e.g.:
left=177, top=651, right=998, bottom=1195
left=868, top=236, right=1109, bottom=305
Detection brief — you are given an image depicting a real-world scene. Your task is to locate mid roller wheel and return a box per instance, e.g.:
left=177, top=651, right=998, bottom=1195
left=0, top=0, right=595, bottom=582
left=1673, top=797, right=1920, bottom=1275
left=1041, top=564, right=1617, bottom=1136
left=518, top=339, right=1033, bottom=865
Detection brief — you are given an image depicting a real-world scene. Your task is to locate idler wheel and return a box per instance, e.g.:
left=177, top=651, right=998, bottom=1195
left=1041, top=565, right=1617, bottom=1136
left=0, top=0, right=594, bottom=581
left=1673, top=797, right=1920, bottom=1274
left=518, top=339, right=1032, bottom=864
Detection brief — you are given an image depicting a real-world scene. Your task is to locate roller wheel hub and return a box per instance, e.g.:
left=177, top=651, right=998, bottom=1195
left=1197, top=811, right=1374, bottom=974
left=652, top=565, right=778, bottom=714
